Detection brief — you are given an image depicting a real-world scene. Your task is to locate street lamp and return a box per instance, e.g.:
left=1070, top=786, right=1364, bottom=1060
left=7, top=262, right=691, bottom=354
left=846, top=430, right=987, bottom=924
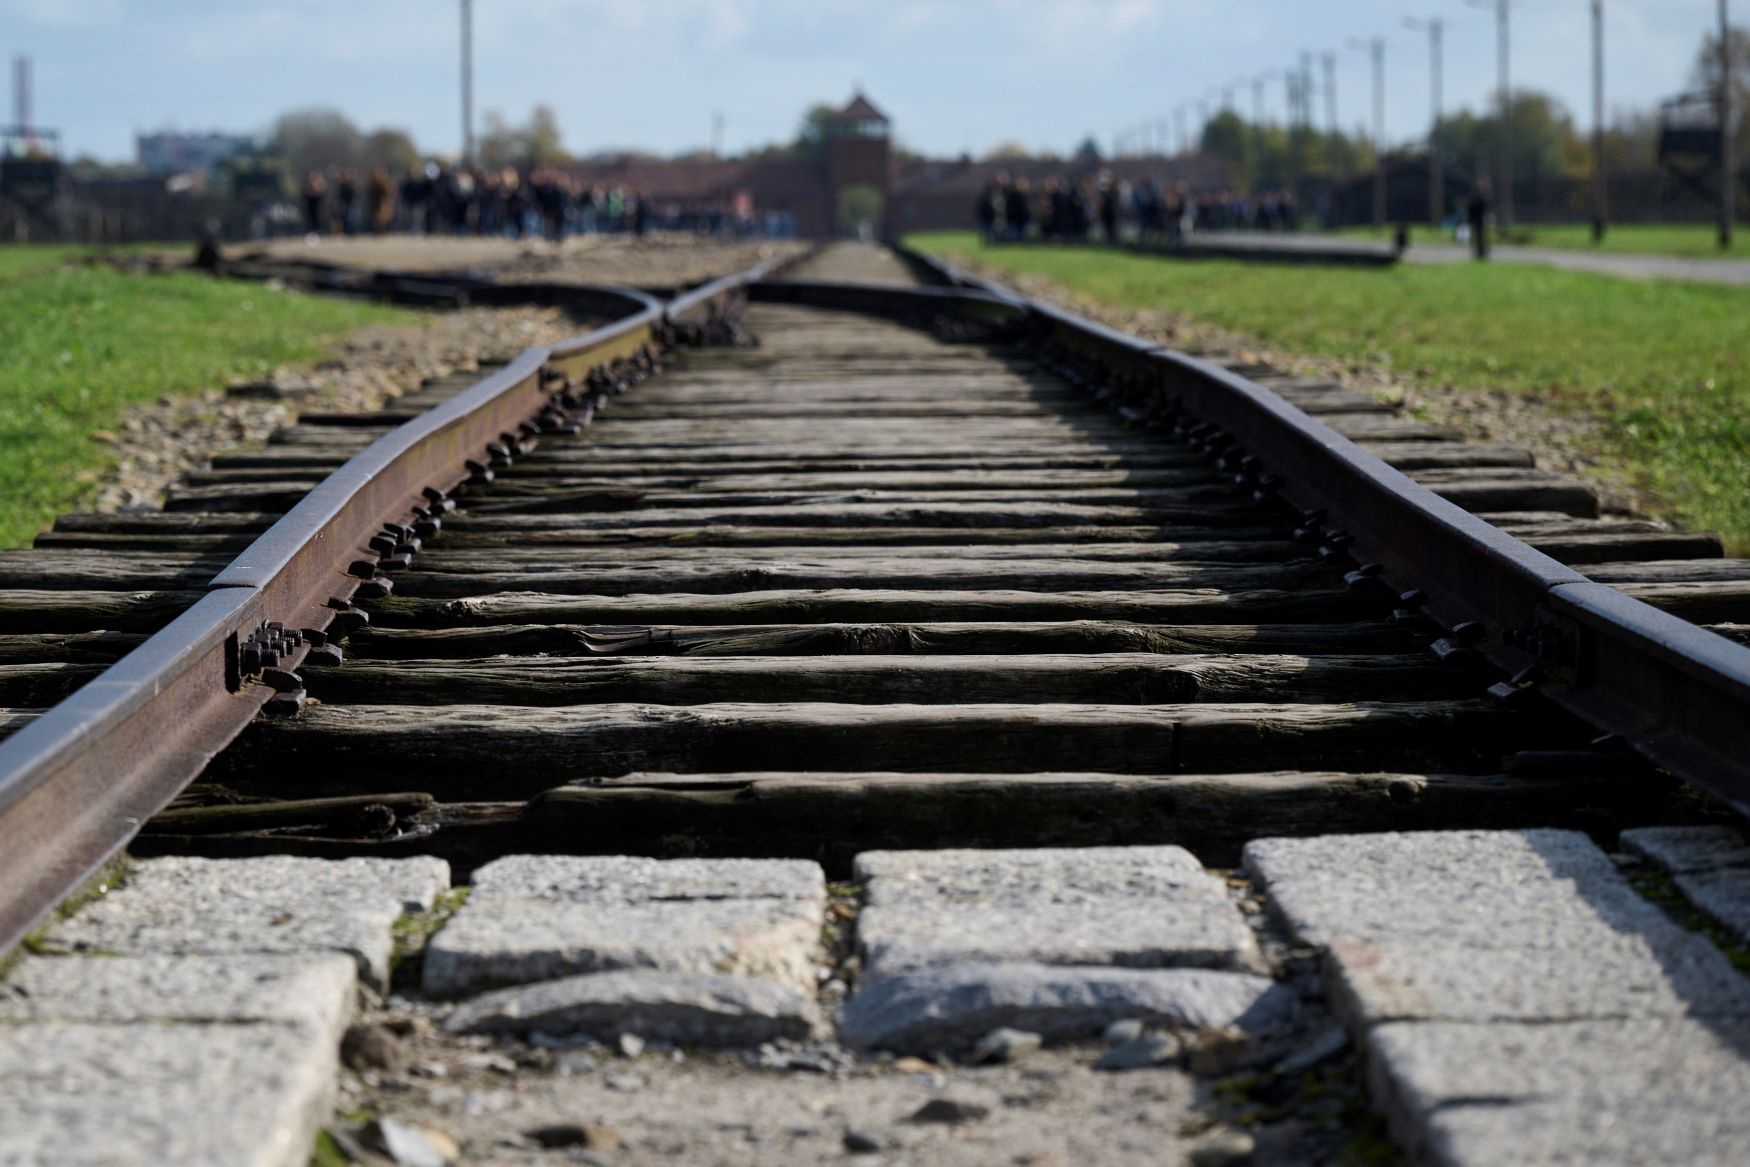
left=1592, top=1, right=1608, bottom=242
left=1322, top=52, right=1338, bottom=136
left=1405, top=16, right=1445, bottom=227
left=1464, top=0, right=1512, bottom=232
left=1348, top=36, right=1387, bottom=227
left=460, top=0, right=474, bottom=166
left=1720, top=0, right=1734, bottom=250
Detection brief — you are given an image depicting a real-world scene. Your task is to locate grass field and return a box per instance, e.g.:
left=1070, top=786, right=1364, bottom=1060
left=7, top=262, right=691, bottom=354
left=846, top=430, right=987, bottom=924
left=1336, top=222, right=1750, bottom=259
left=0, top=246, right=409, bottom=547
left=909, top=230, right=1750, bottom=551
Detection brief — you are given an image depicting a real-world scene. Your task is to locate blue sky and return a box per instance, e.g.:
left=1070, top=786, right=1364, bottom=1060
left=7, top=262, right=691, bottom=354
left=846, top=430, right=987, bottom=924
left=0, top=0, right=1731, bottom=162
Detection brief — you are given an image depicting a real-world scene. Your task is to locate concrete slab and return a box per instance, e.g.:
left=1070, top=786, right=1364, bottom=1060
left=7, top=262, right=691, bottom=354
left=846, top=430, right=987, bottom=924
left=1624, top=826, right=1750, bottom=943
left=471, top=854, right=823, bottom=904
left=1247, top=829, right=1750, bottom=1165
left=837, top=962, right=1291, bottom=1053
left=0, top=953, right=355, bottom=1033
left=424, top=855, right=826, bottom=998
left=0, top=1020, right=341, bottom=1167
left=1324, top=933, right=1750, bottom=1025
left=1245, top=829, right=1680, bottom=951
left=444, top=969, right=818, bottom=1046
left=1367, top=1018, right=1750, bottom=1166
left=853, top=846, right=1261, bottom=975
left=41, top=855, right=450, bottom=991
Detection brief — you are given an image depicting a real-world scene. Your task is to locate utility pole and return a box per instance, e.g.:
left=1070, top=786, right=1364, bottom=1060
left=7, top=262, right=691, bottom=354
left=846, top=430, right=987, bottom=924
left=1176, top=107, right=1189, bottom=156
left=460, top=0, right=474, bottom=166
left=1468, top=0, right=1512, bottom=231
left=1592, top=1, right=1608, bottom=242
left=712, top=110, right=725, bottom=159
left=1407, top=17, right=1444, bottom=227
left=1323, top=52, right=1338, bottom=136
left=1721, top=0, right=1735, bottom=250
left=1373, top=37, right=1387, bottom=226
left=1348, top=37, right=1387, bottom=226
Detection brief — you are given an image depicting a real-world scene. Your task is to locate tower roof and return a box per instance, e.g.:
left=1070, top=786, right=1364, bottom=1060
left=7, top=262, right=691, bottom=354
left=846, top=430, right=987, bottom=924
left=832, top=93, right=890, bottom=124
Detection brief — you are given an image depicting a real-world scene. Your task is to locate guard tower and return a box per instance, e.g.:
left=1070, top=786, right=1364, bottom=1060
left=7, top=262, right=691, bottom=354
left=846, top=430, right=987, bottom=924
left=823, top=92, right=891, bottom=238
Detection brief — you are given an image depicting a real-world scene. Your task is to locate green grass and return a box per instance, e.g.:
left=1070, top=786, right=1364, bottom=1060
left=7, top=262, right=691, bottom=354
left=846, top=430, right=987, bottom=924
left=0, top=250, right=408, bottom=547
left=910, top=230, right=1750, bottom=551
left=1334, top=221, right=1750, bottom=259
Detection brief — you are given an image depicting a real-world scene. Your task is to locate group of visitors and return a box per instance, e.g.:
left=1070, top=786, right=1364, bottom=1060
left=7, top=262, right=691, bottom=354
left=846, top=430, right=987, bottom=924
left=299, top=163, right=653, bottom=241
left=977, top=171, right=1301, bottom=245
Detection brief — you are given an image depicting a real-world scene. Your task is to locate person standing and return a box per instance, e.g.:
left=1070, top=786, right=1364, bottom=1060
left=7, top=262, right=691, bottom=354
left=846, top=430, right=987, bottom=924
left=1097, top=174, right=1119, bottom=245
left=1005, top=177, right=1031, bottom=240
left=335, top=170, right=357, bottom=235
left=1467, top=178, right=1491, bottom=260
left=367, top=168, right=395, bottom=234
left=301, top=170, right=327, bottom=235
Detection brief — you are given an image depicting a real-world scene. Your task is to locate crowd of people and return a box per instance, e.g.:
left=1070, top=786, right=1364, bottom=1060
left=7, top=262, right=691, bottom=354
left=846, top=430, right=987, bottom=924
left=977, top=171, right=1301, bottom=244
left=295, top=163, right=756, bottom=241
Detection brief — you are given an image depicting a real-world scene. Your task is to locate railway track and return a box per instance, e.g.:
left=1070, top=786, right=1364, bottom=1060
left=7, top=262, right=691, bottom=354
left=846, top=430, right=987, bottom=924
left=3, top=242, right=1749, bottom=1165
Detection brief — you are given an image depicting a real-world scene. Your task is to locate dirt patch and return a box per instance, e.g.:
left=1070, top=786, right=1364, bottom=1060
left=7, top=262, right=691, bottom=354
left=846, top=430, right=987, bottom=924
left=92, top=302, right=576, bottom=513
left=243, top=233, right=807, bottom=289
left=90, top=235, right=804, bottom=516
left=952, top=258, right=1653, bottom=519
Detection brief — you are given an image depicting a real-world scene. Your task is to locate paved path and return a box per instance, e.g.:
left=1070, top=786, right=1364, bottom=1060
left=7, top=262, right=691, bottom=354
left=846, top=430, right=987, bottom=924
left=1403, top=241, right=1750, bottom=285
left=4, top=832, right=1747, bottom=1164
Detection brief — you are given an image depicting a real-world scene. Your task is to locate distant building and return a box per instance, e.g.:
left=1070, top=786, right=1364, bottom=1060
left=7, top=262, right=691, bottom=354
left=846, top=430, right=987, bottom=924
left=565, top=92, right=894, bottom=240
left=136, top=131, right=256, bottom=176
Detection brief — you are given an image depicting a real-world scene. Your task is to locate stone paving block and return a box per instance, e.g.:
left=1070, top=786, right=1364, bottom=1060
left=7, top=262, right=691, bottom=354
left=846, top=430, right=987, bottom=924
left=1324, top=933, right=1750, bottom=1026
left=1247, top=829, right=1750, bottom=1165
left=0, top=953, right=356, bottom=1034
left=1245, top=829, right=1748, bottom=1026
left=472, top=854, right=823, bottom=904
left=1245, top=829, right=1674, bottom=952
left=1366, top=1018, right=1750, bottom=1167
left=41, top=855, right=450, bottom=991
left=852, top=846, right=1261, bottom=975
left=837, top=962, right=1292, bottom=1053
left=0, top=1020, right=341, bottom=1167
left=1624, top=825, right=1750, bottom=943
left=424, top=855, right=826, bottom=998
left=444, top=969, right=818, bottom=1046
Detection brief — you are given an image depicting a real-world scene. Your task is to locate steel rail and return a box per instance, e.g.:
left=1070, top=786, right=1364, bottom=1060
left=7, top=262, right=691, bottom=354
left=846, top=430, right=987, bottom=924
left=0, top=258, right=797, bottom=957
left=881, top=244, right=1750, bottom=815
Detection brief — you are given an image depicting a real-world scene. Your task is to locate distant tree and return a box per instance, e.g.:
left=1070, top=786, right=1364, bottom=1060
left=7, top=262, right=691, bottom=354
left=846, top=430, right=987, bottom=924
left=270, top=108, right=364, bottom=177
left=788, top=104, right=839, bottom=162
left=1431, top=91, right=1585, bottom=185
left=525, top=105, right=569, bottom=164
left=1072, top=135, right=1102, bottom=162
left=1199, top=111, right=1248, bottom=165
left=1690, top=24, right=1750, bottom=157
left=364, top=128, right=420, bottom=177
left=982, top=141, right=1032, bottom=161
left=478, top=105, right=571, bottom=169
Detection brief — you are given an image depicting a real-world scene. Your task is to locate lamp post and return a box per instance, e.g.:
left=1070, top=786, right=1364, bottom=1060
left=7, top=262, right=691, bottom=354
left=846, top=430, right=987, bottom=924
left=1465, top=0, right=1512, bottom=231
left=1721, top=0, right=1735, bottom=250
left=1348, top=36, right=1387, bottom=226
left=1405, top=16, right=1445, bottom=227
left=1592, top=0, right=1608, bottom=242
left=1323, top=52, right=1338, bottom=136
left=460, top=0, right=474, bottom=166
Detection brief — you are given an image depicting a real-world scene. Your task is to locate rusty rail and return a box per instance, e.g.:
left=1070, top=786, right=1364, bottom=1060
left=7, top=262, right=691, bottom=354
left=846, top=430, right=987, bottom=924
left=0, top=258, right=797, bottom=956
left=891, top=243, right=1750, bottom=816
